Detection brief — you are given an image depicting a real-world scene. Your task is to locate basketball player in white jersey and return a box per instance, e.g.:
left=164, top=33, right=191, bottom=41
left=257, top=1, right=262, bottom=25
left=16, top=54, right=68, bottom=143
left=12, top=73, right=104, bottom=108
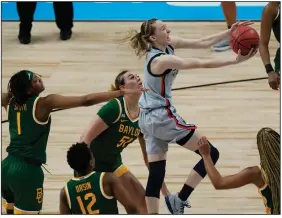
left=123, top=19, right=256, bottom=214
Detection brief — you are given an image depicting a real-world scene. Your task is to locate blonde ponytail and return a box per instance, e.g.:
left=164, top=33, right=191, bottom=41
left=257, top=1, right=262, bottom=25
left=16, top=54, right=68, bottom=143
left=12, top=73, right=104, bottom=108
left=122, top=29, right=148, bottom=58
left=121, top=18, right=158, bottom=58
left=110, top=84, right=117, bottom=91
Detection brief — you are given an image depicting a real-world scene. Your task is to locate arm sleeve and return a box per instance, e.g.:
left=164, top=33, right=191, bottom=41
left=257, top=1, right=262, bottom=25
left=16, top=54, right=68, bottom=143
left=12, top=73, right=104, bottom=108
left=97, top=99, right=121, bottom=126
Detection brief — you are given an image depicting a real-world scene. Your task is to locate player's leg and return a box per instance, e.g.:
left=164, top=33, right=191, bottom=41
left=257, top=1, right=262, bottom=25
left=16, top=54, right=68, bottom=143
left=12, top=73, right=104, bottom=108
left=221, top=1, right=237, bottom=28
left=8, top=158, right=44, bottom=214
left=2, top=157, right=15, bottom=214
left=167, top=130, right=219, bottom=212
left=53, top=2, right=73, bottom=40
left=151, top=106, right=219, bottom=214
left=212, top=2, right=236, bottom=52
left=138, top=109, right=171, bottom=214
left=113, top=161, right=147, bottom=214
left=166, top=131, right=219, bottom=214
left=144, top=135, right=168, bottom=214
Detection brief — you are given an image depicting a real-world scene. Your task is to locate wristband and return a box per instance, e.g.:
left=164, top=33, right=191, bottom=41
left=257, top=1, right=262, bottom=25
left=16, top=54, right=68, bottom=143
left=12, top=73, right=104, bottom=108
left=265, top=64, right=274, bottom=74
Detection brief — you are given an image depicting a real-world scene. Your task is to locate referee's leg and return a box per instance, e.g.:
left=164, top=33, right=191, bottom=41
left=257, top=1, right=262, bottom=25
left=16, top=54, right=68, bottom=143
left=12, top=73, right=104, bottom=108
left=16, top=2, right=37, bottom=44
left=53, top=2, right=74, bottom=40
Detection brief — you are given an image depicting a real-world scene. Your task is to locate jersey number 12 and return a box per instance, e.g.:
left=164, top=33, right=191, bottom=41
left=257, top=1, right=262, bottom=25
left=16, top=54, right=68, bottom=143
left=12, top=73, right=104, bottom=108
left=77, top=193, right=99, bottom=214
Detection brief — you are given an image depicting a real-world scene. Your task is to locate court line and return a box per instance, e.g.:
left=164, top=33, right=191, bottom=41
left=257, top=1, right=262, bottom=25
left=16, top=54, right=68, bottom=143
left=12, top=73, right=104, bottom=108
left=1, top=77, right=267, bottom=124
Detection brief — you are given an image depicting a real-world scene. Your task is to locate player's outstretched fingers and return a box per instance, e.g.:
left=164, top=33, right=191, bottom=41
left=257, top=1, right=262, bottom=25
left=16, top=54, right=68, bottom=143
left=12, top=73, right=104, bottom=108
left=239, top=20, right=254, bottom=26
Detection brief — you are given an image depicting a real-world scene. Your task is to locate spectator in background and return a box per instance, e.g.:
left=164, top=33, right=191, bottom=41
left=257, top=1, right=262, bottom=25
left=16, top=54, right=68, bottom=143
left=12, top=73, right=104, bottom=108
left=17, top=2, right=74, bottom=44
left=212, top=2, right=236, bottom=52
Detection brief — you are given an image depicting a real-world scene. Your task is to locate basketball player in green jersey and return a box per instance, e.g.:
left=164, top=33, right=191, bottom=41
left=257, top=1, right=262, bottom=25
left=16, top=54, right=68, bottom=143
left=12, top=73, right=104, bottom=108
left=259, top=1, right=280, bottom=90
left=60, top=142, right=138, bottom=214
left=198, top=128, right=280, bottom=214
left=1, top=70, right=145, bottom=214
left=80, top=70, right=170, bottom=214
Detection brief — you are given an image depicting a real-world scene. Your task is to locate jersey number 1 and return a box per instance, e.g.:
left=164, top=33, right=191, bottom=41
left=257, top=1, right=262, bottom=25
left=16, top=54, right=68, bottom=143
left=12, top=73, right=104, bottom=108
left=77, top=193, right=99, bottom=214
left=16, top=112, right=22, bottom=135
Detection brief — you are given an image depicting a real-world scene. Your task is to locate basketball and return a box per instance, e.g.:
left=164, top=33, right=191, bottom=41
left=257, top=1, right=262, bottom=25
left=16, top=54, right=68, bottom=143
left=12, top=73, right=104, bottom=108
left=230, top=25, right=260, bottom=55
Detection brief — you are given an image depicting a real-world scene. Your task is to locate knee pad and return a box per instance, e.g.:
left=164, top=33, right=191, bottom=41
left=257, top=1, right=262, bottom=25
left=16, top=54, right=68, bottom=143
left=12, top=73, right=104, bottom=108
left=195, top=142, right=219, bottom=164
left=209, top=142, right=220, bottom=164
left=145, top=160, right=166, bottom=199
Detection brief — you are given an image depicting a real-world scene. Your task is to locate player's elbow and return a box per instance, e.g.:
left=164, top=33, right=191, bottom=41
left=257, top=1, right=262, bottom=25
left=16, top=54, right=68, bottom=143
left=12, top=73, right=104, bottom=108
left=212, top=180, right=226, bottom=190
left=213, top=183, right=224, bottom=190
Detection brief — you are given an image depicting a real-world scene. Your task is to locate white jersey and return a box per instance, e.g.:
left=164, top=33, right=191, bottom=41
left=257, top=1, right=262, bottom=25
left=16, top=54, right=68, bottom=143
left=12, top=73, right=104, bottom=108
left=139, top=45, right=179, bottom=111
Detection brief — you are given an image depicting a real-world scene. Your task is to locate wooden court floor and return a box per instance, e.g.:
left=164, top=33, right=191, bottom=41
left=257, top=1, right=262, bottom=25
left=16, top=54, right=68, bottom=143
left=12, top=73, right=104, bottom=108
left=1, top=22, right=280, bottom=214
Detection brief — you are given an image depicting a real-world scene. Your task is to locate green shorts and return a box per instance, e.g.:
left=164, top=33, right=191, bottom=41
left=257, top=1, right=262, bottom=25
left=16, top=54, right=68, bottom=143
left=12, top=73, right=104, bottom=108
left=274, top=47, right=280, bottom=75
left=1, top=155, right=44, bottom=214
left=94, top=154, right=129, bottom=178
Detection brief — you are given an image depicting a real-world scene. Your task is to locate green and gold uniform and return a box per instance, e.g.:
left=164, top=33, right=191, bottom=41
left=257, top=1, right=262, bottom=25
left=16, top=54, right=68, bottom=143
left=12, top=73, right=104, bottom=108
left=273, top=2, right=280, bottom=75
left=65, top=171, right=118, bottom=214
left=2, top=96, right=51, bottom=214
left=90, top=97, right=141, bottom=177
left=257, top=165, right=274, bottom=214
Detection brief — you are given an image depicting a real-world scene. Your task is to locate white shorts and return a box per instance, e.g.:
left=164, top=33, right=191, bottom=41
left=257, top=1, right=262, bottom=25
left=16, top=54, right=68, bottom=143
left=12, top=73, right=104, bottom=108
left=139, top=105, right=197, bottom=155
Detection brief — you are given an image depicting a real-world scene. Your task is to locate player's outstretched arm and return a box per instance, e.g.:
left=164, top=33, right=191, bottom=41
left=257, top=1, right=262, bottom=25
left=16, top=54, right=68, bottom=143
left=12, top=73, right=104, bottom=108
left=80, top=99, right=121, bottom=145
left=259, top=2, right=277, bottom=68
left=2, top=93, right=11, bottom=111
left=38, top=87, right=147, bottom=114
left=171, top=21, right=253, bottom=49
left=80, top=115, right=109, bottom=145
left=38, top=90, right=123, bottom=112
left=152, top=49, right=255, bottom=74
left=59, top=187, right=71, bottom=214
left=259, top=2, right=280, bottom=90
left=103, top=173, right=139, bottom=214
left=198, top=137, right=259, bottom=190
left=138, top=134, right=170, bottom=197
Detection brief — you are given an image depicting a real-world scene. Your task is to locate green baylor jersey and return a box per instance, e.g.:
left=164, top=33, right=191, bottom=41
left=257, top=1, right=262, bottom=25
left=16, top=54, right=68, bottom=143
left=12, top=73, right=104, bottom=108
left=258, top=184, right=274, bottom=214
left=7, top=96, right=51, bottom=164
left=65, top=172, right=118, bottom=214
left=257, top=165, right=274, bottom=214
left=90, top=97, right=141, bottom=166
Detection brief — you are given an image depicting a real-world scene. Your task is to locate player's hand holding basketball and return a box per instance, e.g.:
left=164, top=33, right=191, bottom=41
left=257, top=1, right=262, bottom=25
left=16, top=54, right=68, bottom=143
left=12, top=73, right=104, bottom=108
left=268, top=71, right=280, bottom=90
left=235, top=48, right=257, bottom=64
left=229, top=21, right=254, bottom=33
left=198, top=136, right=210, bottom=156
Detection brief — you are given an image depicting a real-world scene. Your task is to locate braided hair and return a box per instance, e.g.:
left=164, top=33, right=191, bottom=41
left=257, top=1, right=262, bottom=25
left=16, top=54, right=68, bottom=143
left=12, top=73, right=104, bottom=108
left=257, top=127, right=280, bottom=214
left=8, top=70, right=34, bottom=106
